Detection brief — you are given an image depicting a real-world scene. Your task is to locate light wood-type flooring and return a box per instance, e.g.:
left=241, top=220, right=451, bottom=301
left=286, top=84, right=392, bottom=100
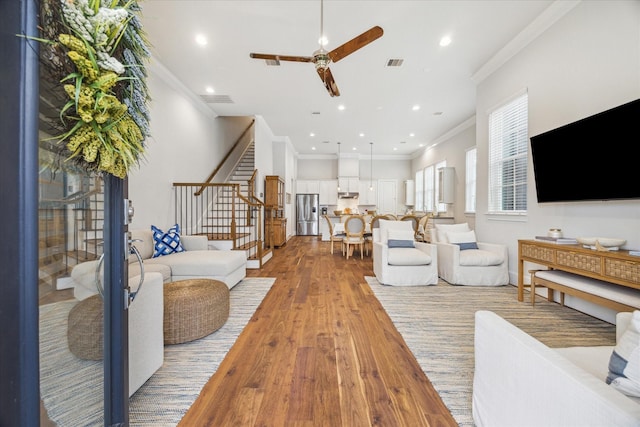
left=180, top=236, right=456, bottom=426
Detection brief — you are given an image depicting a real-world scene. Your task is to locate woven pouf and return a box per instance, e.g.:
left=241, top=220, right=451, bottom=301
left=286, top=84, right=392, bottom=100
left=67, top=295, right=104, bottom=360
left=163, top=279, right=230, bottom=345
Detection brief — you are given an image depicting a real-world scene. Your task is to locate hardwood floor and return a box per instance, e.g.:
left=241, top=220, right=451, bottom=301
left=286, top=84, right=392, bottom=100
left=180, top=236, right=457, bottom=426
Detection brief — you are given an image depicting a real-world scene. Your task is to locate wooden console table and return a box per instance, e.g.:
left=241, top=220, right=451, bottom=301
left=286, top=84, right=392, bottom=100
left=517, top=239, right=640, bottom=302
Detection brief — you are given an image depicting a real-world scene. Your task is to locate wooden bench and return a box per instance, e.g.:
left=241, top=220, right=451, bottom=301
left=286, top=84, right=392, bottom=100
left=530, top=269, right=640, bottom=312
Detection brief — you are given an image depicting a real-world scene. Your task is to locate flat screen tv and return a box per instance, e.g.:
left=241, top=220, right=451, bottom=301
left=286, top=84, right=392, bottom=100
left=530, top=98, right=640, bottom=203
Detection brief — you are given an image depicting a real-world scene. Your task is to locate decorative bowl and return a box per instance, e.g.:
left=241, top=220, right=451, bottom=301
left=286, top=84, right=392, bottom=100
left=576, top=237, right=626, bottom=248
left=333, top=210, right=342, bottom=216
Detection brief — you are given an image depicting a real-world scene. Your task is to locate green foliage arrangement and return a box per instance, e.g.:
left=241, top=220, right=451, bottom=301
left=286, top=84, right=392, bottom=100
left=39, top=0, right=151, bottom=178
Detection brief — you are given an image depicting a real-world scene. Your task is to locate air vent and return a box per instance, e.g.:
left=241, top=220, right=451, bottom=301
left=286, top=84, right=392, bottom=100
left=311, top=111, right=321, bottom=115
left=386, top=58, right=404, bottom=67
left=265, top=59, right=280, bottom=66
left=200, top=94, right=234, bottom=104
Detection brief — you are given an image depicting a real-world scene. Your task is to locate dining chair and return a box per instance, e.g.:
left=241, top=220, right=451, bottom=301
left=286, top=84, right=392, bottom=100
left=343, top=215, right=366, bottom=259
left=400, top=215, right=419, bottom=236
left=323, top=214, right=345, bottom=255
left=416, top=214, right=432, bottom=242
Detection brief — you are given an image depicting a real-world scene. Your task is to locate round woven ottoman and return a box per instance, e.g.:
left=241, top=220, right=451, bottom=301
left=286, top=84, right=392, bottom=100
left=67, top=295, right=103, bottom=360
left=163, top=279, right=230, bottom=345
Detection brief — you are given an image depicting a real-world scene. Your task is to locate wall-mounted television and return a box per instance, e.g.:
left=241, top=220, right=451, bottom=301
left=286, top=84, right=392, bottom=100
left=530, top=98, right=640, bottom=203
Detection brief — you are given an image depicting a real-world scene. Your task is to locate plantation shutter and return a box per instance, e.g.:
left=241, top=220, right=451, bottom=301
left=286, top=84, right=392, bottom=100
left=488, top=92, right=528, bottom=213
left=465, top=147, right=477, bottom=213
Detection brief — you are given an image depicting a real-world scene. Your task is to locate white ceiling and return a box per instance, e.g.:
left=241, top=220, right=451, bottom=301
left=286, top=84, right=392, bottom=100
left=140, top=0, right=555, bottom=157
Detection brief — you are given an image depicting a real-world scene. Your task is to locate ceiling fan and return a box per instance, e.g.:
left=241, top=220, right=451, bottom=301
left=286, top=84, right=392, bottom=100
left=249, top=0, right=383, bottom=97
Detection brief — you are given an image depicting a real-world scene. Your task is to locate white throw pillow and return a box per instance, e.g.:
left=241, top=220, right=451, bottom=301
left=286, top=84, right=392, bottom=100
left=434, top=223, right=470, bottom=243
left=379, top=219, right=413, bottom=244
left=447, top=230, right=479, bottom=250
left=607, top=310, right=640, bottom=397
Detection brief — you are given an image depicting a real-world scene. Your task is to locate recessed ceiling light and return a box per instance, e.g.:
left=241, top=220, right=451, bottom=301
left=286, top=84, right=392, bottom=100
left=440, top=35, right=452, bottom=47
left=409, top=133, right=415, bottom=137
left=205, top=86, right=214, bottom=94
left=393, top=147, right=398, bottom=151
left=338, top=105, right=345, bottom=111
left=312, top=146, right=316, bottom=150
left=412, top=105, right=420, bottom=111
left=359, top=133, right=365, bottom=137
left=352, top=147, right=357, bottom=151
left=310, top=132, right=315, bottom=137
left=195, top=34, right=208, bottom=46
left=419, top=143, right=424, bottom=147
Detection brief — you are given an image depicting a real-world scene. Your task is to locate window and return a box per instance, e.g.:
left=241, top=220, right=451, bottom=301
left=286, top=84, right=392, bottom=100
left=424, top=165, right=435, bottom=212
left=465, top=147, right=477, bottom=213
left=415, top=169, right=424, bottom=212
left=488, top=92, right=528, bottom=213
left=435, top=160, right=447, bottom=212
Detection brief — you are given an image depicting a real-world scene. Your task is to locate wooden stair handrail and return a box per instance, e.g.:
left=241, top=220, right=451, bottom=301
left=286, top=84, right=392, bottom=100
left=194, top=118, right=255, bottom=196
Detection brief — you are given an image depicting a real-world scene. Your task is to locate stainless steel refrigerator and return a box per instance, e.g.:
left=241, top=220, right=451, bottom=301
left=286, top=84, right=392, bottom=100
left=296, top=193, right=319, bottom=235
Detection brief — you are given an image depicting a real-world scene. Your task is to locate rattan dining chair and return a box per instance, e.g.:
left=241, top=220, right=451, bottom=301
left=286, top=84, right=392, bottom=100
left=323, top=214, right=345, bottom=255
left=343, top=215, right=366, bottom=259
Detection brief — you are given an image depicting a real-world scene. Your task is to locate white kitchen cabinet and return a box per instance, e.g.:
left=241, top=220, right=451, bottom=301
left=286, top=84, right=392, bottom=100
left=296, top=180, right=320, bottom=194
left=358, top=180, right=377, bottom=205
left=338, top=177, right=359, bottom=193
left=319, top=180, right=338, bottom=205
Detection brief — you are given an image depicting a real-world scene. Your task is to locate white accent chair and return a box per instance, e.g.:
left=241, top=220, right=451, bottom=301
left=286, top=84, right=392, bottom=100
left=373, top=219, right=438, bottom=286
left=432, top=223, right=509, bottom=286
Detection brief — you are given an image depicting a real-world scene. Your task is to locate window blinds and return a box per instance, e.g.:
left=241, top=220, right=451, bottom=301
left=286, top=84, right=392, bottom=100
left=488, top=93, right=528, bottom=213
left=465, top=147, right=477, bottom=213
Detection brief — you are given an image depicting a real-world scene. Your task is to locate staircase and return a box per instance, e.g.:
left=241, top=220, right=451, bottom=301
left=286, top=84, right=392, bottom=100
left=174, top=141, right=271, bottom=269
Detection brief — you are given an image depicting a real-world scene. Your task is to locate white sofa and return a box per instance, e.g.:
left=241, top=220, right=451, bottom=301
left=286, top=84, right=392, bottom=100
left=72, top=229, right=247, bottom=300
left=473, top=310, right=640, bottom=427
left=432, top=223, right=509, bottom=286
left=128, top=272, right=163, bottom=396
left=372, top=219, right=438, bottom=286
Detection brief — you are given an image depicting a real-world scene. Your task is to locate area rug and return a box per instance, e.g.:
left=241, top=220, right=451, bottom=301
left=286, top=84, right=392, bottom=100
left=39, top=277, right=275, bottom=426
left=364, top=276, right=616, bottom=427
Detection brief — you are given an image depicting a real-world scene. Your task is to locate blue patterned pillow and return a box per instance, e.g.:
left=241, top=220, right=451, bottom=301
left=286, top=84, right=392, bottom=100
left=151, top=224, right=185, bottom=258
left=607, top=310, right=640, bottom=397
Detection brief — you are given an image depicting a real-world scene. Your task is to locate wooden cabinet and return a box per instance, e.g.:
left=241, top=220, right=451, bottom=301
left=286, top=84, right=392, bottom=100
left=265, top=176, right=286, bottom=247
left=265, top=217, right=287, bottom=247
left=517, top=239, right=640, bottom=302
left=265, top=175, right=284, bottom=208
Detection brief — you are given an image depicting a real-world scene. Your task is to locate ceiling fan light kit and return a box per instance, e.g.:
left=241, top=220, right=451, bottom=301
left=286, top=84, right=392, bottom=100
left=249, top=0, right=383, bottom=97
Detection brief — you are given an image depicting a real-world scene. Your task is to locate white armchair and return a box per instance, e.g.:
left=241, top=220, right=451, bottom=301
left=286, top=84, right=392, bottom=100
left=373, top=219, right=438, bottom=286
left=433, top=223, right=509, bottom=286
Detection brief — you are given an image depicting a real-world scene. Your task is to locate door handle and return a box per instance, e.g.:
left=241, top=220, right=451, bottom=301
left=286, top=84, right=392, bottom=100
left=127, top=241, right=145, bottom=304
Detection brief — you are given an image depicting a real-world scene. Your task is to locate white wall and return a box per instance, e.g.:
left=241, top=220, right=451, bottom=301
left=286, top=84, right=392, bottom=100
left=475, top=0, right=640, bottom=277
left=128, top=62, right=254, bottom=229
left=474, top=1, right=640, bottom=321
left=411, top=120, right=476, bottom=227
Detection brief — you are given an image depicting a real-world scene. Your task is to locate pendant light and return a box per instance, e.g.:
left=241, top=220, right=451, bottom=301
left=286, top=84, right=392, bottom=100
left=336, top=142, right=341, bottom=191
left=369, top=142, right=374, bottom=191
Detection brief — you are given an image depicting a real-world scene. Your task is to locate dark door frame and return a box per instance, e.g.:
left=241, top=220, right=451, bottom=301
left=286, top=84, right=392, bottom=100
left=0, top=0, right=41, bottom=425
left=0, top=1, right=129, bottom=425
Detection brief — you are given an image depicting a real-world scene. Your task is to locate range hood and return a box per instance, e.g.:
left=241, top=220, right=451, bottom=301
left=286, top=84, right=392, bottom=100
left=338, top=192, right=359, bottom=199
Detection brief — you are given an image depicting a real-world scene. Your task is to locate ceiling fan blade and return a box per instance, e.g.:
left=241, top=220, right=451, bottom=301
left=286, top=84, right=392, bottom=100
left=328, top=26, right=383, bottom=63
left=249, top=53, right=313, bottom=63
left=317, top=67, right=340, bottom=97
